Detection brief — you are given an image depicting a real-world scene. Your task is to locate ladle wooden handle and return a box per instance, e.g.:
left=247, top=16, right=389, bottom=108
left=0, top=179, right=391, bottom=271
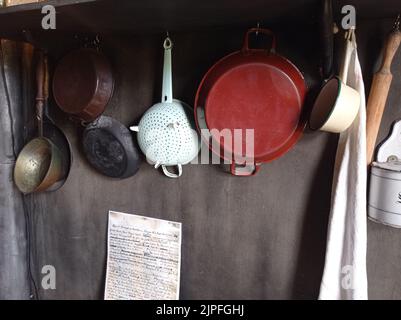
left=36, top=50, right=45, bottom=137
left=44, top=54, right=49, bottom=101
left=366, top=28, right=401, bottom=165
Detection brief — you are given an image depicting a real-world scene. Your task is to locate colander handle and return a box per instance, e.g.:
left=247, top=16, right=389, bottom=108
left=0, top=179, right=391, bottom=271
left=162, top=164, right=182, bottom=179
left=162, top=37, right=173, bottom=103
left=129, top=126, right=139, bottom=132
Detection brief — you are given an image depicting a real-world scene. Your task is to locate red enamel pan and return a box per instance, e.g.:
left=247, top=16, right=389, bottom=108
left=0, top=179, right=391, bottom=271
left=195, top=28, right=307, bottom=176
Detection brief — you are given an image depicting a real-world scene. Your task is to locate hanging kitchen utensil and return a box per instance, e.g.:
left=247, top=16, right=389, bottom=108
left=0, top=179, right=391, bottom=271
left=52, top=42, right=114, bottom=123
left=52, top=40, right=140, bottom=179
left=320, top=0, right=334, bottom=80
left=309, top=28, right=360, bottom=133
left=82, top=114, right=141, bottom=179
left=130, top=36, right=200, bottom=179
left=42, top=53, right=72, bottom=191
left=366, top=15, right=401, bottom=165
left=14, top=51, right=66, bottom=194
left=195, top=28, right=307, bottom=176
left=369, top=120, right=401, bottom=228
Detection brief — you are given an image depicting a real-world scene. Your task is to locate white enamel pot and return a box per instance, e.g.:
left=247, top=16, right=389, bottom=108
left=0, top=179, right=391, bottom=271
left=309, top=29, right=360, bottom=133
left=130, top=37, right=200, bottom=178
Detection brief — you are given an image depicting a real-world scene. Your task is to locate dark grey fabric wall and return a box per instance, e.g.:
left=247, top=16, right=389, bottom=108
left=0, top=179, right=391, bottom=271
left=2, top=17, right=401, bottom=300
left=27, top=25, right=334, bottom=300
left=0, top=40, right=30, bottom=300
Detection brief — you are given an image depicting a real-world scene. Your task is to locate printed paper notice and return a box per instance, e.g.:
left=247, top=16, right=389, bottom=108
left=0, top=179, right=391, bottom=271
left=104, top=211, right=182, bottom=300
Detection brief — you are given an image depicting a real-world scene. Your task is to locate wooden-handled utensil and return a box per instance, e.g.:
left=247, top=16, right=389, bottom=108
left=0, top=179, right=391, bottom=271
left=320, top=0, right=334, bottom=80
left=366, top=15, right=401, bottom=165
left=14, top=51, right=65, bottom=194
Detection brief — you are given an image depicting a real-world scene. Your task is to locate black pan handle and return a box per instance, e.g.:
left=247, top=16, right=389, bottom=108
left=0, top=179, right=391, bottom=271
left=320, top=0, right=334, bottom=80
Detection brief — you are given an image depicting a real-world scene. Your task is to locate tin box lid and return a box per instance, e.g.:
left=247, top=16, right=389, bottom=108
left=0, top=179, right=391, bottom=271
left=377, top=120, right=401, bottom=163
left=372, top=161, right=401, bottom=172
left=372, top=161, right=401, bottom=180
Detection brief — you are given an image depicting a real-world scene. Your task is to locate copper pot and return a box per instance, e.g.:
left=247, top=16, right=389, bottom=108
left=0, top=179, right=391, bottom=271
left=52, top=48, right=114, bottom=123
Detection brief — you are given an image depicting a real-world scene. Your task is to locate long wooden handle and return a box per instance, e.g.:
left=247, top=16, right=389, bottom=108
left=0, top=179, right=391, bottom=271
left=366, top=29, right=401, bottom=164
left=36, top=50, right=45, bottom=137
left=44, top=54, right=49, bottom=101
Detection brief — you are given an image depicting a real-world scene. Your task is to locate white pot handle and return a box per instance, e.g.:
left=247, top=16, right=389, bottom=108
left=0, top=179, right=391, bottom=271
left=162, top=164, right=182, bottom=179
left=162, top=37, right=173, bottom=103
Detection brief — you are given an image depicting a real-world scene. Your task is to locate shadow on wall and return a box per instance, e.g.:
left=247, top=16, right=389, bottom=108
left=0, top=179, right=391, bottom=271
left=291, top=133, right=339, bottom=299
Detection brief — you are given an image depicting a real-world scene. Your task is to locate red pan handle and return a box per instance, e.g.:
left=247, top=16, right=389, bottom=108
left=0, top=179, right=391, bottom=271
left=242, top=28, right=277, bottom=53
left=230, top=162, right=261, bottom=177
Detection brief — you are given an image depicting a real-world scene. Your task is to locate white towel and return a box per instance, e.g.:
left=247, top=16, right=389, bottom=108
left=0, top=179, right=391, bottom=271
left=319, top=34, right=368, bottom=300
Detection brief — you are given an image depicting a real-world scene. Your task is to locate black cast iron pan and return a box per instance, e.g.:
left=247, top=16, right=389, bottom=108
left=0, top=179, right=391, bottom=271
left=82, top=116, right=140, bottom=179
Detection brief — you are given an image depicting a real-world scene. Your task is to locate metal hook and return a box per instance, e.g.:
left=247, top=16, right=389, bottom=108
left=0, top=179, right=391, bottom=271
left=345, top=27, right=355, bottom=41
left=22, top=29, right=36, bottom=46
left=164, top=37, right=173, bottom=49
left=394, top=14, right=401, bottom=31
left=256, top=22, right=260, bottom=36
left=92, top=34, right=101, bottom=51
left=164, top=31, right=172, bottom=49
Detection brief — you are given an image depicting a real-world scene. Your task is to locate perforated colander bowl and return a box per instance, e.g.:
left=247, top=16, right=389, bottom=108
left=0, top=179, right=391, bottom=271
left=132, top=100, right=199, bottom=172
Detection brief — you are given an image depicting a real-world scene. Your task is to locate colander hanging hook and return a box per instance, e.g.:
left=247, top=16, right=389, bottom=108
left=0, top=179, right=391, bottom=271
left=162, top=36, right=173, bottom=103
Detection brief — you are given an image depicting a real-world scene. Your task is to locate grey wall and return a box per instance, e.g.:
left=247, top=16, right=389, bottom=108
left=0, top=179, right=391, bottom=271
left=12, top=18, right=401, bottom=300
left=0, top=40, right=30, bottom=300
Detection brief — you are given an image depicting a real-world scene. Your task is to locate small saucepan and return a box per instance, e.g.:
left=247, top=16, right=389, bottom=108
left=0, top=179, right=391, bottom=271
left=53, top=48, right=114, bottom=123
left=309, top=28, right=360, bottom=133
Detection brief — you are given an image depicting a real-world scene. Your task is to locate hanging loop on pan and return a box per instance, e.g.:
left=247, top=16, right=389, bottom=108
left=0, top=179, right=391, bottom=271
left=394, top=14, right=400, bottom=31
left=162, top=36, right=173, bottom=103
left=93, top=34, right=101, bottom=51
left=230, top=163, right=261, bottom=177
left=242, top=28, right=276, bottom=53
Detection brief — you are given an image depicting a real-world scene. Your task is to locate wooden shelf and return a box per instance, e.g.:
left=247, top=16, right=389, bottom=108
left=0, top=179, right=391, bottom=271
left=0, top=0, right=318, bottom=39
left=0, top=0, right=400, bottom=40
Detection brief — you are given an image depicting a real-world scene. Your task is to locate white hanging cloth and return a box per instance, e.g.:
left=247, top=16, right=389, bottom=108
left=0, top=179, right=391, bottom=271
left=319, top=31, right=368, bottom=300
